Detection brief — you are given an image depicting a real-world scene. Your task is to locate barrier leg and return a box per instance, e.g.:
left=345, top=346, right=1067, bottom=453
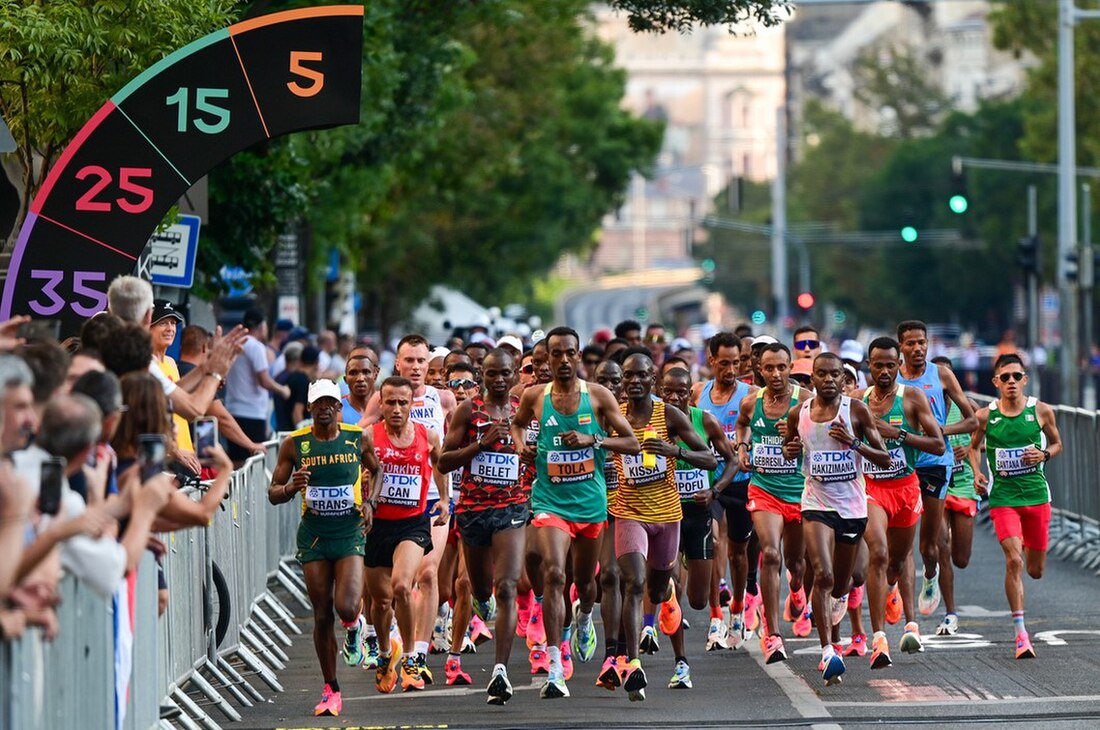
left=240, top=625, right=287, bottom=670
left=252, top=605, right=293, bottom=647
left=189, top=664, right=243, bottom=722
left=262, top=591, right=302, bottom=634
left=216, top=654, right=265, bottom=703
left=171, top=686, right=222, bottom=730
left=234, top=645, right=284, bottom=693
left=275, top=567, right=311, bottom=611
left=201, top=659, right=253, bottom=708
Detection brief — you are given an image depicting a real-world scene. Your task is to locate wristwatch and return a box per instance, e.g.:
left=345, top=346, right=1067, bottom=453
left=593, top=433, right=604, bottom=449
left=896, top=428, right=909, bottom=443
left=207, top=371, right=225, bottom=383
left=849, top=437, right=862, bottom=452
left=1041, top=449, right=1051, bottom=462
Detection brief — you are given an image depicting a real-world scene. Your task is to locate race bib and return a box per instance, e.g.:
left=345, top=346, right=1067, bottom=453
left=525, top=419, right=539, bottom=445
left=752, top=437, right=798, bottom=475
left=546, top=447, right=596, bottom=484
left=675, top=468, right=708, bottom=498
left=994, top=447, right=1039, bottom=478
left=864, top=446, right=907, bottom=480
left=380, top=469, right=422, bottom=507
left=470, top=451, right=520, bottom=485
left=620, top=453, right=669, bottom=487
left=304, top=484, right=356, bottom=516
left=604, top=461, right=619, bottom=491
left=808, top=449, right=858, bottom=484
left=952, top=456, right=966, bottom=475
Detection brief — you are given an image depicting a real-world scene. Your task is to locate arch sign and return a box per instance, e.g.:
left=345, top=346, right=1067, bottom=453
left=1, top=5, right=364, bottom=333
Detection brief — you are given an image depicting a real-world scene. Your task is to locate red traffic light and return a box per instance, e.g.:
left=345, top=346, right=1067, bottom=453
left=797, top=292, right=815, bottom=309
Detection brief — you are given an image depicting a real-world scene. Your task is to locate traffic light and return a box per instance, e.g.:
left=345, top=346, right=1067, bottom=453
left=901, top=226, right=919, bottom=243
left=751, top=310, right=767, bottom=325
left=1066, top=250, right=1079, bottom=283
left=701, top=258, right=716, bottom=273
left=635, top=306, right=649, bottom=321
left=796, top=292, right=815, bottom=309
left=834, top=309, right=847, bottom=326
left=949, top=169, right=968, bottom=214
left=1017, top=235, right=1041, bottom=275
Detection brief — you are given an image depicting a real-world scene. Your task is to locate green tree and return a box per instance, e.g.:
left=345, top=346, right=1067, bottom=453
left=606, top=0, right=790, bottom=32
left=851, top=44, right=953, bottom=139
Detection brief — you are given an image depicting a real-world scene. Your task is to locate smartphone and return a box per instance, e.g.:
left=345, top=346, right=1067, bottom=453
left=17, top=319, right=60, bottom=342
left=193, top=417, right=218, bottom=464
left=138, top=433, right=167, bottom=482
left=38, top=456, right=66, bottom=516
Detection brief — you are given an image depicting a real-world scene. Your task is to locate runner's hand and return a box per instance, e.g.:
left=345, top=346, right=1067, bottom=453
left=362, top=504, right=373, bottom=534
left=692, top=488, right=715, bottom=508
left=517, top=443, right=537, bottom=463
left=290, top=469, right=310, bottom=493
left=974, top=471, right=989, bottom=496
left=738, top=447, right=752, bottom=472
left=641, top=439, right=677, bottom=458
left=952, top=444, right=968, bottom=463
left=875, top=421, right=900, bottom=440
left=478, top=422, right=509, bottom=450
left=1021, top=446, right=1045, bottom=465
left=559, top=430, right=591, bottom=448
left=827, top=417, right=854, bottom=446
left=782, top=435, right=802, bottom=461
left=431, top=498, right=450, bottom=526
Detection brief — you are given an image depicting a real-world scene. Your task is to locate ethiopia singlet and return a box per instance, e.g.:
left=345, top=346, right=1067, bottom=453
left=410, top=385, right=446, bottom=501
left=697, top=379, right=750, bottom=482
left=534, top=380, right=607, bottom=523
left=372, top=421, right=433, bottom=520
left=291, top=423, right=364, bottom=532
left=612, top=400, right=681, bottom=523
left=897, top=364, right=952, bottom=470
left=861, top=384, right=918, bottom=482
left=749, top=387, right=804, bottom=504
left=946, top=400, right=976, bottom=501
left=519, top=402, right=540, bottom=497
left=985, top=397, right=1049, bottom=507
left=457, top=395, right=525, bottom=512
left=797, top=396, right=866, bottom=519
left=675, top=406, right=713, bottom=502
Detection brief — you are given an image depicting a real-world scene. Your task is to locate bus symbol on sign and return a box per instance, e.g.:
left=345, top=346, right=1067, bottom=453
left=137, top=215, right=201, bottom=288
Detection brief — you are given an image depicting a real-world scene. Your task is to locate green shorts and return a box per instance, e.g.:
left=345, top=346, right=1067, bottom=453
left=296, top=515, right=365, bottom=564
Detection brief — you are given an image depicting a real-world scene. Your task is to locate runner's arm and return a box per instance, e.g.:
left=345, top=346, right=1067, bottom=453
left=437, top=400, right=476, bottom=473
left=268, top=437, right=300, bottom=505
left=901, top=388, right=946, bottom=456
left=781, top=402, right=803, bottom=459
left=356, top=391, right=382, bottom=429
left=590, top=384, right=641, bottom=455
left=705, top=412, right=738, bottom=492
left=665, top=405, right=717, bottom=471
left=733, top=393, right=755, bottom=473
left=1032, top=402, right=1062, bottom=463
left=689, top=381, right=704, bottom=407
left=968, top=407, right=989, bottom=494
left=939, top=364, right=977, bottom=436
left=510, top=387, right=538, bottom=458
left=428, top=430, right=449, bottom=503
left=846, top=400, right=892, bottom=469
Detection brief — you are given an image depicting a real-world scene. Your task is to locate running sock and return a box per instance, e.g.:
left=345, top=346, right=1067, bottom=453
left=616, top=638, right=628, bottom=657
left=746, top=577, right=759, bottom=596
left=675, top=655, right=688, bottom=665
left=326, top=678, right=340, bottom=692
left=547, top=644, right=562, bottom=672
left=710, top=606, right=723, bottom=620
left=577, top=609, right=594, bottom=630
left=493, top=663, right=507, bottom=676
left=364, top=623, right=377, bottom=637
left=562, top=625, right=573, bottom=643
left=1013, top=611, right=1026, bottom=634
left=643, top=613, right=656, bottom=629
left=873, top=630, right=886, bottom=642
left=414, top=641, right=430, bottom=656
left=821, top=643, right=836, bottom=660
left=535, top=594, right=544, bottom=604
left=605, top=638, right=618, bottom=658
left=340, top=614, right=361, bottom=630
left=447, top=651, right=461, bottom=661
left=731, top=599, right=744, bottom=614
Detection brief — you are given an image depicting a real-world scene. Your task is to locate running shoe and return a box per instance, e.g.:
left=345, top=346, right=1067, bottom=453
left=529, top=644, right=550, bottom=674
left=728, top=612, right=745, bottom=650
left=470, top=615, right=494, bottom=646
left=763, top=634, right=787, bottom=664
left=682, top=617, right=691, bottom=630
left=899, top=621, right=924, bottom=654
left=869, top=634, right=892, bottom=669
left=540, top=668, right=569, bottom=699
left=849, top=584, right=864, bottom=610
left=706, top=617, right=730, bottom=651
left=401, top=656, right=425, bottom=691
left=621, top=658, right=647, bottom=701
left=885, top=585, right=902, bottom=625
left=668, top=659, right=692, bottom=689
left=526, top=601, right=546, bottom=648
left=487, top=667, right=513, bottom=705
left=784, top=586, right=807, bottom=622
left=461, top=633, right=477, bottom=654
left=718, top=578, right=731, bottom=607
left=936, top=613, right=959, bottom=636
left=596, top=655, right=621, bottom=690
left=341, top=615, right=365, bottom=666
left=639, top=625, right=661, bottom=654
left=1015, top=631, right=1036, bottom=659
left=375, top=638, right=402, bottom=693
left=829, top=594, right=849, bottom=627
left=918, top=570, right=941, bottom=616
left=362, top=634, right=381, bottom=669
left=416, top=653, right=434, bottom=685
left=658, top=589, right=683, bottom=636
left=572, top=615, right=598, bottom=663
left=561, top=640, right=574, bottom=681
left=314, top=683, right=342, bottom=716
left=744, top=592, right=763, bottom=634
left=472, top=595, right=497, bottom=624
left=821, top=652, right=845, bottom=686
left=431, top=605, right=452, bottom=654
left=516, top=604, right=531, bottom=638
left=793, top=607, right=813, bottom=638
left=444, top=656, right=472, bottom=686
left=843, top=634, right=867, bottom=658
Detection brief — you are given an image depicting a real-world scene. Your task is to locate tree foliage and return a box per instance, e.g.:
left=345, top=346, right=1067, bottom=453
left=605, top=0, right=790, bottom=33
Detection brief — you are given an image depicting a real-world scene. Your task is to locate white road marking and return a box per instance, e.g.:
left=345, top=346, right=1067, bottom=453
left=824, top=694, right=1100, bottom=708
left=343, top=677, right=542, bottom=702
left=955, top=604, right=1012, bottom=618
left=744, top=637, right=841, bottom=730
left=1034, top=629, right=1100, bottom=646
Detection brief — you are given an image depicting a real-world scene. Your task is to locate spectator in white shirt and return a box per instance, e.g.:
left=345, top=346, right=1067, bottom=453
left=225, top=309, right=290, bottom=462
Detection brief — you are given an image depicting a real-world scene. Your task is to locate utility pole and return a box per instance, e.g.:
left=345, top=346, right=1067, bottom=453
left=1027, top=184, right=1039, bottom=364
left=1082, top=183, right=1095, bottom=408
left=771, top=107, right=788, bottom=339
left=1058, top=0, right=1079, bottom=405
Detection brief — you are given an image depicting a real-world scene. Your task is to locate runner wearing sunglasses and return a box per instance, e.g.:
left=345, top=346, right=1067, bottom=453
left=968, top=354, right=1062, bottom=660
left=793, top=326, right=822, bottom=361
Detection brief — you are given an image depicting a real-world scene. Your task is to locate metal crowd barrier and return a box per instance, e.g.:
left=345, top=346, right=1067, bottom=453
left=0, top=441, right=308, bottom=730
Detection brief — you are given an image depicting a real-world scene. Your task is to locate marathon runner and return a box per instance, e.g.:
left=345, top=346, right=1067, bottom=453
left=269, top=379, right=371, bottom=716
left=511, top=326, right=640, bottom=700
left=783, top=353, right=891, bottom=685
left=593, top=359, right=628, bottom=676
left=734, top=341, right=810, bottom=664
left=896, top=320, right=977, bottom=616
left=968, top=354, right=1062, bottom=659
left=362, top=376, right=449, bottom=692
left=854, top=337, right=945, bottom=669
left=661, top=365, right=733, bottom=688
left=438, top=349, right=529, bottom=704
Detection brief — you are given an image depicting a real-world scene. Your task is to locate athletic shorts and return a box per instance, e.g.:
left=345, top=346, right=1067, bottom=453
left=915, top=465, right=949, bottom=501
left=990, top=503, right=1051, bottom=552
left=297, top=516, right=366, bottom=564
left=866, top=473, right=923, bottom=529
left=802, top=510, right=867, bottom=545
left=716, top=479, right=754, bottom=543
left=747, top=484, right=802, bottom=524
left=615, top=518, right=680, bottom=569
left=364, top=515, right=432, bottom=569
left=679, top=502, right=714, bottom=561
left=457, top=503, right=530, bottom=548
left=532, top=512, right=604, bottom=540
left=945, top=494, right=978, bottom=517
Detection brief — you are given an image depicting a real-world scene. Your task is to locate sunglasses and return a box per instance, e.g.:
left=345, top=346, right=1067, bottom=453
left=520, top=364, right=534, bottom=374
left=448, top=378, right=479, bottom=389
left=998, top=371, right=1026, bottom=383
left=793, top=339, right=820, bottom=350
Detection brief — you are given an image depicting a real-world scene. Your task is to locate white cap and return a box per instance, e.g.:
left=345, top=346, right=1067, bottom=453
left=430, top=346, right=451, bottom=361
left=497, top=335, right=523, bottom=353
left=839, top=339, right=864, bottom=362
left=469, top=331, right=496, bottom=347
left=751, top=335, right=778, bottom=347
left=669, top=337, right=692, bottom=353
left=530, top=329, right=546, bottom=344
left=307, top=379, right=342, bottom=404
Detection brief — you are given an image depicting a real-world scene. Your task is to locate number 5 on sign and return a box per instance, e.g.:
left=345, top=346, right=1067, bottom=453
left=287, top=51, right=324, bottom=97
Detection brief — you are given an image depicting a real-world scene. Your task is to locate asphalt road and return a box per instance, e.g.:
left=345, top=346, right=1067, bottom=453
left=225, top=519, right=1100, bottom=730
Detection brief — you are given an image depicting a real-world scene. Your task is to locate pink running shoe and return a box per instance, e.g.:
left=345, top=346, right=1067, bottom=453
left=843, top=634, right=867, bottom=657
left=526, top=601, right=546, bottom=648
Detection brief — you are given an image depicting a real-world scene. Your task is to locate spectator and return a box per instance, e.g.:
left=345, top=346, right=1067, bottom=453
left=839, top=338, right=868, bottom=389
left=79, top=312, right=122, bottom=354
left=149, top=299, right=193, bottom=455
left=267, top=318, right=295, bottom=362
left=101, top=323, right=154, bottom=379
left=0, top=354, right=37, bottom=453
left=318, top=329, right=342, bottom=378
left=20, top=340, right=70, bottom=413
left=274, top=343, right=314, bottom=431
left=70, top=370, right=124, bottom=505
left=224, top=309, right=290, bottom=462
left=995, top=328, right=1019, bottom=359
left=63, top=348, right=105, bottom=393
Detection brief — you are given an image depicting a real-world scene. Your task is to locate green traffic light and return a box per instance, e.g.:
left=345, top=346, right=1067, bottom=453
left=701, top=258, right=716, bottom=273
left=901, top=226, right=918, bottom=243
left=751, top=310, right=766, bottom=325
left=949, top=194, right=968, bottom=214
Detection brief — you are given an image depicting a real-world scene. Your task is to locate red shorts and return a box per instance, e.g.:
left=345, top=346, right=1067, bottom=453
left=945, top=494, right=978, bottom=518
left=990, top=503, right=1051, bottom=552
left=866, top=473, right=922, bottom=529
left=532, top=512, right=605, bottom=540
left=747, top=485, right=802, bottom=524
